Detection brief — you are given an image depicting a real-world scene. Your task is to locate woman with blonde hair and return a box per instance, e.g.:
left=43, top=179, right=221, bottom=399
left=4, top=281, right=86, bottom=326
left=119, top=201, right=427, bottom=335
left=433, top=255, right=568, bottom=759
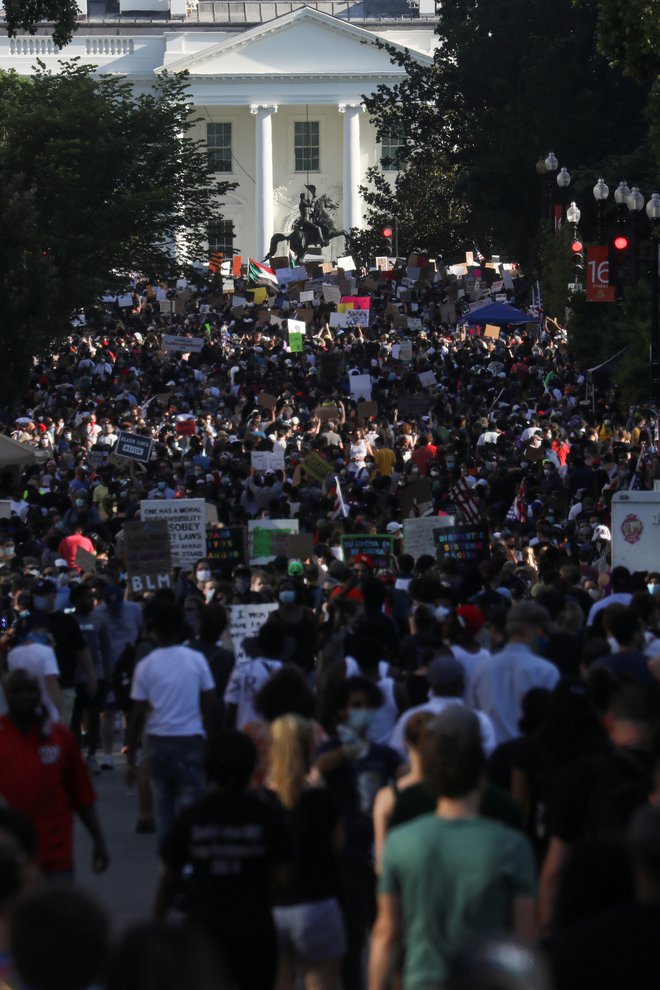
left=267, top=714, right=346, bottom=990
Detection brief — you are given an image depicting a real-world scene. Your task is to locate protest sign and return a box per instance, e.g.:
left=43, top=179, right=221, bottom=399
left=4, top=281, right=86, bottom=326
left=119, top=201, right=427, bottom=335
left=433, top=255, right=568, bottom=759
left=278, top=533, right=315, bottom=560
left=341, top=296, right=370, bottom=310
left=329, top=312, right=348, bottom=328
left=397, top=394, right=432, bottom=418
left=322, top=284, right=341, bottom=304
left=250, top=448, right=285, bottom=472
left=337, top=256, right=356, bottom=272
left=0, top=502, right=11, bottom=519
left=75, top=546, right=97, bottom=574
left=115, top=431, right=153, bottom=465
left=140, top=499, right=206, bottom=568
left=345, top=309, right=370, bottom=327
left=228, top=603, right=279, bottom=664
left=206, top=526, right=246, bottom=571
left=175, top=419, right=197, bottom=436
left=257, top=392, right=278, bottom=409
left=349, top=374, right=372, bottom=401
left=399, top=340, right=413, bottom=362
left=299, top=290, right=315, bottom=303
left=407, top=317, right=423, bottom=332
left=340, top=534, right=393, bottom=569
left=356, top=400, right=378, bottom=419
left=87, top=448, right=110, bottom=470
left=288, top=318, right=306, bottom=335
left=289, top=331, right=304, bottom=353
left=403, top=516, right=454, bottom=560
left=276, top=266, right=307, bottom=286
left=248, top=519, right=300, bottom=564
left=484, top=324, right=501, bottom=339
left=161, top=335, right=204, bottom=353
left=435, top=524, right=490, bottom=563
left=302, top=452, right=334, bottom=481
left=123, top=520, right=172, bottom=596
left=418, top=371, right=437, bottom=388
left=397, top=478, right=434, bottom=516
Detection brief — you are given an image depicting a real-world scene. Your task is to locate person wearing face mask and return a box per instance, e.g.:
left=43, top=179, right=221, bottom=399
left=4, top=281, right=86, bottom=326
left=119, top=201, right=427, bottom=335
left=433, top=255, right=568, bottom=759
left=263, top=579, right=318, bottom=674
left=60, top=493, right=101, bottom=536
left=224, top=622, right=285, bottom=730
left=147, top=478, right=176, bottom=500
left=314, top=677, right=404, bottom=990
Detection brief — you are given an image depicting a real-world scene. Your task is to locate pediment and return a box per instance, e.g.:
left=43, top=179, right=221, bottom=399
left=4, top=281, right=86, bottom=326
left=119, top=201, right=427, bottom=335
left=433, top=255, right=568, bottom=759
left=159, top=7, right=433, bottom=77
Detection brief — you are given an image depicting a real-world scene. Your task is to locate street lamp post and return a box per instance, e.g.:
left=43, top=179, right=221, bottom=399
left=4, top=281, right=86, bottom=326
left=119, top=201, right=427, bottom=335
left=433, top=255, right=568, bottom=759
left=593, top=178, right=610, bottom=244
left=545, top=151, right=558, bottom=225
left=556, top=166, right=571, bottom=228
left=567, top=200, right=582, bottom=290
left=647, top=192, right=660, bottom=403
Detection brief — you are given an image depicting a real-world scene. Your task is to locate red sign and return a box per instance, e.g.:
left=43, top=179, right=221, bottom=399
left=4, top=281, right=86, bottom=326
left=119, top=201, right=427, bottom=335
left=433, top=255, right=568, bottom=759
left=175, top=419, right=197, bottom=436
left=586, top=245, right=615, bottom=302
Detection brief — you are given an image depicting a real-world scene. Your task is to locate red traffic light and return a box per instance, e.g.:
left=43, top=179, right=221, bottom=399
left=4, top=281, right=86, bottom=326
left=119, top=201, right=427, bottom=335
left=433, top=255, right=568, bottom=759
left=382, top=227, right=393, bottom=238
left=570, top=240, right=583, bottom=253
left=613, top=235, right=629, bottom=251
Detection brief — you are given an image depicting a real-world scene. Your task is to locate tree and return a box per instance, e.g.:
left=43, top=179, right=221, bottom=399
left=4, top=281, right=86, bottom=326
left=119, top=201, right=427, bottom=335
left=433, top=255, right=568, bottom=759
left=360, top=0, right=651, bottom=265
left=0, top=62, right=235, bottom=400
left=3, top=0, right=79, bottom=49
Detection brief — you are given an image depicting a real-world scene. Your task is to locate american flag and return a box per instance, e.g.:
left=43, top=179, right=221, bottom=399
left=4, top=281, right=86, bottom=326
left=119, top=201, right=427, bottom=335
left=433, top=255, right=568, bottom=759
left=473, top=244, right=486, bottom=264
left=449, top=477, right=481, bottom=523
left=330, top=475, right=349, bottom=519
left=528, top=281, right=544, bottom=326
left=629, top=445, right=647, bottom=491
left=506, top=478, right=527, bottom=523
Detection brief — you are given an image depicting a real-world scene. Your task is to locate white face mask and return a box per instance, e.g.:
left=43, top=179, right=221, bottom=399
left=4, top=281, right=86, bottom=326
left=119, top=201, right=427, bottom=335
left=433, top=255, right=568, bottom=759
left=197, top=569, right=211, bottom=583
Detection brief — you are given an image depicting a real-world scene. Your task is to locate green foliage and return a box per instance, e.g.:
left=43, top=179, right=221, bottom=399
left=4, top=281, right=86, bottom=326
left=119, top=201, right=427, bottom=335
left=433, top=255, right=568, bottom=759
left=360, top=0, right=651, bottom=265
left=569, top=279, right=653, bottom=402
left=3, top=0, right=79, bottom=49
left=0, top=61, right=235, bottom=400
left=534, top=225, right=576, bottom=323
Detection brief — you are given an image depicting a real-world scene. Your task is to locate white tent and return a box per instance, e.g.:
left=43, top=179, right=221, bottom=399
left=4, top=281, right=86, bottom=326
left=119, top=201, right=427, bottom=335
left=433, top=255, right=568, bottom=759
left=0, top=434, right=49, bottom=467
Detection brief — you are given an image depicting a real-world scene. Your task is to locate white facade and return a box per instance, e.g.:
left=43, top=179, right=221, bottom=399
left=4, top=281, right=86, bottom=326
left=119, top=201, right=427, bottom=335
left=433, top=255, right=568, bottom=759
left=0, top=5, right=435, bottom=258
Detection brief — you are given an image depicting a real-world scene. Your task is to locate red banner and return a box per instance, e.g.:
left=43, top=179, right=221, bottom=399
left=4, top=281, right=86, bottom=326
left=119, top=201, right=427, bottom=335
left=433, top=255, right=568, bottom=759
left=586, top=245, right=615, bottom=302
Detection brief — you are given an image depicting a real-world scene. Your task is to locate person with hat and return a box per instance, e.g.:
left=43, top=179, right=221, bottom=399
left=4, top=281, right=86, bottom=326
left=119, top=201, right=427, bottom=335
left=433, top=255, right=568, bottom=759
left=369, top=706, right=537, bottom=990
left=389, top=654, right=496, bottom=759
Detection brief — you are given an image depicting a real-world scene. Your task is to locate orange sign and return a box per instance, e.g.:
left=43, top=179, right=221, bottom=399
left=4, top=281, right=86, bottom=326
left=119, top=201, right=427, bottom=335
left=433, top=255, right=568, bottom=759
left=586, top=245, right=615, bottom=302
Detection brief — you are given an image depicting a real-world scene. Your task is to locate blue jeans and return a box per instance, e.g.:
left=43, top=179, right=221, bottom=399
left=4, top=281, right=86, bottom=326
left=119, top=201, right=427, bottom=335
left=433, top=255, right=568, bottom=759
left=147, top=735, right=206, bottom=842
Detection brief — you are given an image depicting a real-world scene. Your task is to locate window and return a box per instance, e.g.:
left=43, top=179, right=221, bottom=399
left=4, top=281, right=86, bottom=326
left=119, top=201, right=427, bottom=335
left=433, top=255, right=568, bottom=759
left=208, top=220, right=235, bottom=257
left=294, top=121, right=320, bottom=172
left=207, top=123, right=232, bottom=173
left=381, top=127, right=405, bottom=172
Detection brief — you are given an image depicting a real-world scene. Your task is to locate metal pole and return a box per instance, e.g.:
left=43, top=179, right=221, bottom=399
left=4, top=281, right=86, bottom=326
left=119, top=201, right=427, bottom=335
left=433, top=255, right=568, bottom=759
left=393, top=215, right=399, bottom=259
left=651, top=238, right=660, bottom=403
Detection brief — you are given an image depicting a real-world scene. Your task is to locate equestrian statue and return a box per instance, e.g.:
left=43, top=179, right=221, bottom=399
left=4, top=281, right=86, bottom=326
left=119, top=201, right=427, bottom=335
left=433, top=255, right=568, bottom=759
left=264, top=185, right=348, bottom=265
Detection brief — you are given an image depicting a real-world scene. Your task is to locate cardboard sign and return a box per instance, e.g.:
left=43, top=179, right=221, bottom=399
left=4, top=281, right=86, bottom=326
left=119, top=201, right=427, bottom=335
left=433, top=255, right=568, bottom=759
left=397, top=478, right=434, bottom=516
left=316, top=404, right=340, bottom=422
left=356, top=400, right=378, bottom=419
left=75, top=545, right=97, bottom=574
left=302, top=452, right=334, bottom=481
left=322, top=284, right=341, bottom=304
left=340, top=534, right=393, bottom=569
left=403, top=516, right=454, bottom=560
left=276, top=532, right=315, bottom=560
left=484, top=324, right=501, bottom=339
left=399, top=340, right=413, bottom=362
left=140, top=499, right=206, bottom=568
left=206, top=526, right=246, bottom=571
left=161, top=334, right=204, bottom=353
left=123, top=519, right=172, bottom=596
left=115, top=431, right=153, bottom=465
left=257, top=392, right=278, bottom=409
left=251, top=448, right=285, bottom=472
left=418, top=371, right=437, bottom=389
left=248, top=519, right=300, bottom=564
left=435, top=524, right=490, bottom=563
left=228, top=603, right=279, bottom=665
left=329, top=312, right=348, bottom=328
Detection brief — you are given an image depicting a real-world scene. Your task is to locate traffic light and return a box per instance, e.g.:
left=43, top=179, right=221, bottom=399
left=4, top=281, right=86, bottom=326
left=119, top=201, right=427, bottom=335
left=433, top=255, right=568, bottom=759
left=570, top=238, right=584, bottom=274
left=608, top=228, right=637, bottom=287
left=381, top=224, right=393, bottom=256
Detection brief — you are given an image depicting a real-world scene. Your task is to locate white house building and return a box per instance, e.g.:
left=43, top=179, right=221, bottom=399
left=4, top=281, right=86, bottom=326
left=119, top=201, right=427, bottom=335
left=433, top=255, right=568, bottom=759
left=0, top=0, right=437, bottom=259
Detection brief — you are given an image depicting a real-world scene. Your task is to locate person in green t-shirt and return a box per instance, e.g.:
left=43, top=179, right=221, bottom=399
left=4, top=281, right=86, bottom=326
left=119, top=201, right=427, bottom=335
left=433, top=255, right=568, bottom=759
left=369, top=705, right=537, bottom=990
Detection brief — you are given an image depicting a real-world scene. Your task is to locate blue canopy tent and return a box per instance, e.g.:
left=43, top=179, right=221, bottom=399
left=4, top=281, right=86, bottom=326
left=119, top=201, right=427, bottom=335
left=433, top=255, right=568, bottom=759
left=461, top=303, right=536, bottom=326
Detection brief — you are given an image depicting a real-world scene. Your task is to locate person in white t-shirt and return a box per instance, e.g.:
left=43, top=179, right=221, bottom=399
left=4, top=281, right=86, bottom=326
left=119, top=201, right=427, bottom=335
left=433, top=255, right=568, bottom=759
left=224, top=623, right=285, bottom=730
left=126, top=600, right=216, bottom=842
left=7, top=613, right=62, bottom=722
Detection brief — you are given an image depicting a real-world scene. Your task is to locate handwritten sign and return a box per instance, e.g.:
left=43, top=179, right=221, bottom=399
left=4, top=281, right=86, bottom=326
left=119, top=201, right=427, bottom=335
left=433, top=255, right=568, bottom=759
left=302, top=452, right=334, bottom=481
left=228, top=603, right=279, bottom=665
left=251, top=448, right=285, bottom=472
left=340, top=534, right=393, bottom=569
left=248, top=519, right=300, bottom=564
left=206, top=526, right=246, bottom=571
left=434, top=524, right=490, bottom=563
left=140, top=499, right=206, bottom=568
left=123, top=520, right=172, bottom=596
left=403, top=516, right=454, bottom=561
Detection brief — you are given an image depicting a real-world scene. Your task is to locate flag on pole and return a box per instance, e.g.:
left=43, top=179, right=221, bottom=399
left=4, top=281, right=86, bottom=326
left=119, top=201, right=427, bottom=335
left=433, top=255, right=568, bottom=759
left=449, top=477, right=480, bottom=523
left=248, top=258, right=278, bottom=290
left=332, top=475, right=349, bottom=519
left=473, top=245, right=485, bottom=264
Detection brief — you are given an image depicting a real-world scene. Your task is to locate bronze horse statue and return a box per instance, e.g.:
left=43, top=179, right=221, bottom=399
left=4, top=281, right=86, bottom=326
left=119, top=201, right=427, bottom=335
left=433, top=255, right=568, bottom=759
left=264, top=192, right=348, bottom=265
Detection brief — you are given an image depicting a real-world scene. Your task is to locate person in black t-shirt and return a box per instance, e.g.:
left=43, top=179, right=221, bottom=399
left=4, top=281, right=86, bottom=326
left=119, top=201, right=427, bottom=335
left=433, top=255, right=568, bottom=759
left=156, top=731, right=290, bottom=990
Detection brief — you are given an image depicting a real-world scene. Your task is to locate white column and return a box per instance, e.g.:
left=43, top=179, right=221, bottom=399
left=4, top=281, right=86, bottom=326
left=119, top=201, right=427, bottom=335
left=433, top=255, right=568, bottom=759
left=338, top=103, right=364, bottom=231
left=250, top=103, right=278, bottom=259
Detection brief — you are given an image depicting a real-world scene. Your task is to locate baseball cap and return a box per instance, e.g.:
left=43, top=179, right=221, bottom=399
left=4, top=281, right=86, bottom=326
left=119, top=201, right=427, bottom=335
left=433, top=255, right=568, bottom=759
left=427, top=656, right=464, bottom=688
left=456, top=604, right=485, bottom=639
left=386, top=522, right=403, bottom=534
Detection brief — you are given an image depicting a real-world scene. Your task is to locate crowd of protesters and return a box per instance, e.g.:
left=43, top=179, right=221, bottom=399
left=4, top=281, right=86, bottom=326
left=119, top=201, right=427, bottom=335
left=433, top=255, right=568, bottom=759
left=0, top=259, right=660, bottom=990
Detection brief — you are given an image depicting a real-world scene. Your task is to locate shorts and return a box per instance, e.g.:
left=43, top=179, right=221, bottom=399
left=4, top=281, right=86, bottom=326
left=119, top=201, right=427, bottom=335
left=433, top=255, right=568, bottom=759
left=274, top=898, right=347, bottom=963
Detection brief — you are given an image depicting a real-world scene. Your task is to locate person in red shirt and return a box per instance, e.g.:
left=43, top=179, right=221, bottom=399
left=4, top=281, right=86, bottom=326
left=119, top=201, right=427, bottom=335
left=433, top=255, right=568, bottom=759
left=0, top=669, right=109, bottom=877
left=410, top=434, right=438, bottom=475
left=57, top=522, right=96, bottom=571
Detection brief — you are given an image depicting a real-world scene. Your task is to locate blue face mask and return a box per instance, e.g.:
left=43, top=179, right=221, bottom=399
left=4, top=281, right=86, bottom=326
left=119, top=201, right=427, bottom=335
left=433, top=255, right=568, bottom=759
left=648, top=584, right=660, bottom=596
left=346, top=709, right=374, bottom=734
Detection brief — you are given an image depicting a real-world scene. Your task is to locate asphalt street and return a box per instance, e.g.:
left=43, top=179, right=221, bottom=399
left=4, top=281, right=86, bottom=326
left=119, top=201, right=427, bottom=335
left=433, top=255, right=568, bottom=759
left=74, top=754, right=159, bottom=932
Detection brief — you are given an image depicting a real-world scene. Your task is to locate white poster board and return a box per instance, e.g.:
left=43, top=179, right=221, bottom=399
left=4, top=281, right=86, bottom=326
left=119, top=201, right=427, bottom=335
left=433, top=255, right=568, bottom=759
left=228, top=603, right=279, bottom=664
left=140, top=498, right=206, bottom=568
left=248, top=519, right=300, bottom=564
left=403, top=516, right=454, bottom=561
left=161, top=335, right=204, bottom=353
